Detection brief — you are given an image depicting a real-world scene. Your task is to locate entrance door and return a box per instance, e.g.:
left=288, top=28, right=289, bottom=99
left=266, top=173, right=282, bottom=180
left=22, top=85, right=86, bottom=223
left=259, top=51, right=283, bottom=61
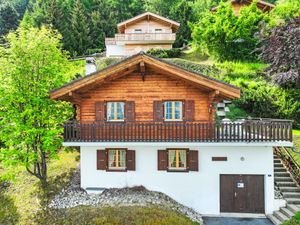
left=220, top=175, right=265, bottom=213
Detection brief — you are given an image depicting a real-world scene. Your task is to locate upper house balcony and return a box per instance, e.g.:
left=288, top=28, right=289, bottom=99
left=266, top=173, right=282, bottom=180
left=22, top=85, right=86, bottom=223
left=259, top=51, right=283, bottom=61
left=63, top=119, right=293, bottom=144
left=105, top=33, right=177, bottom=45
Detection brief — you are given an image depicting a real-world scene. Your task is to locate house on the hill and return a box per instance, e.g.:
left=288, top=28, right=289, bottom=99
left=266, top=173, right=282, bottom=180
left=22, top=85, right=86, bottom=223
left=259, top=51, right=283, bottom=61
left=211, top=0, right=275, bottom=15
left=105, top=12, right=180, bottom=57
left=50, top=52, right=293, bottom=216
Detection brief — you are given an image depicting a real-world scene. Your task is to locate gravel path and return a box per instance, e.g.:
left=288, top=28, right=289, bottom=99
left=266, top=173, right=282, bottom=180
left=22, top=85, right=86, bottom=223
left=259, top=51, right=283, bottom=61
left=49, top=168, right=203, bottom=224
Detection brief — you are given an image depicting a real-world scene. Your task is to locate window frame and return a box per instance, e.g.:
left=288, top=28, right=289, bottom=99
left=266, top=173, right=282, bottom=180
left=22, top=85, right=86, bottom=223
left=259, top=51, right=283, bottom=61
left=163, top=100, right=183, bottom=122
left=155, top=28, right=163, bottom=33
left=106, top=148, right=127, bottom=172
left=106, top=101, right=125, bottom=122
left=134, top=29, right=143, bottom=33
left=167, top=148, right=189, bottom=172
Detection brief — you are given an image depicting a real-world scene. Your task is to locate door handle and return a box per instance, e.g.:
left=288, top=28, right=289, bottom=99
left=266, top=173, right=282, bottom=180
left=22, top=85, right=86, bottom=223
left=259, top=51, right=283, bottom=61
left=234, top=192, right=237, bottom=198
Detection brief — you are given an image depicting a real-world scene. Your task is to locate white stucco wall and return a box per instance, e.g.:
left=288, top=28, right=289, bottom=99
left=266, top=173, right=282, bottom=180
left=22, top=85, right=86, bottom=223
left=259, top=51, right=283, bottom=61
left=79, top=144, right=274, bottom=215
left=106, top=44, right=125, bottom=57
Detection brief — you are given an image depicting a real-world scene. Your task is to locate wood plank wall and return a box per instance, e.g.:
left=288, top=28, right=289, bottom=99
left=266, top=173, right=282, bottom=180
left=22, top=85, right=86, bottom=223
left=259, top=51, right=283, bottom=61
left=79, top=72, right=211, bottom=122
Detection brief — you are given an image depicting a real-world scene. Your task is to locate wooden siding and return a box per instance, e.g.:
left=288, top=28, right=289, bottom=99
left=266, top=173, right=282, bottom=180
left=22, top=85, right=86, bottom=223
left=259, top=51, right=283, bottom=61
left=124, top=19, right=173, bottom=34
left=79, top=72, right=211, bottom=122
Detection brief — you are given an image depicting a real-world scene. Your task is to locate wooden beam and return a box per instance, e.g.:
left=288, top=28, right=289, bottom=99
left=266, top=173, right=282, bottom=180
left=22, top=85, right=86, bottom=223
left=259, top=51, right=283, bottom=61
left=140, top=61, right=145, bottom=81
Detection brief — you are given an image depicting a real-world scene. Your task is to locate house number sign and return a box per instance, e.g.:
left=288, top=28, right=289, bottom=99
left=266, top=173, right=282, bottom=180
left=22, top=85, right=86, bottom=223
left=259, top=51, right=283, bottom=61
left=237, top=182, right=245, bottom=188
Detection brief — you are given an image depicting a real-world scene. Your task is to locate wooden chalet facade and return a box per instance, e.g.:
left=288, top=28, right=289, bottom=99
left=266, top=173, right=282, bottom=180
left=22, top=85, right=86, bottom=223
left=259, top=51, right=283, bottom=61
left=51, top=52, right=293, bottom=216
left=105, top=12, right=180, bottom=57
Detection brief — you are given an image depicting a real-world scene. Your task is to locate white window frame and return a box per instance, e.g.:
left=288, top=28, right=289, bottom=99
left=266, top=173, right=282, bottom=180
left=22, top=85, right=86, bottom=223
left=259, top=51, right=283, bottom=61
left=107, top=102, right=125, bottom=122
left=164, top=101, right=183, bottom=121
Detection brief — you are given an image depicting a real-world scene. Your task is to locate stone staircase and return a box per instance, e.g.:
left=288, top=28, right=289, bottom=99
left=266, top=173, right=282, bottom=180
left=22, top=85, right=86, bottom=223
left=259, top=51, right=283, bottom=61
left=268, top=155, right=300, bottom=225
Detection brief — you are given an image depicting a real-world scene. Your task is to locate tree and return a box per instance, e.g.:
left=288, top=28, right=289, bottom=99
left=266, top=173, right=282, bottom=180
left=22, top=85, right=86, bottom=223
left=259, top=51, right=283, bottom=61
left=0, top=0, right=19, bottom=36
left=0, top=26, right=78, bottom=187
left=192, top=1, right=267, bottom=61
left=260, top=17, right=300, bottom=88
left=271, top=0, right=300, bottom=21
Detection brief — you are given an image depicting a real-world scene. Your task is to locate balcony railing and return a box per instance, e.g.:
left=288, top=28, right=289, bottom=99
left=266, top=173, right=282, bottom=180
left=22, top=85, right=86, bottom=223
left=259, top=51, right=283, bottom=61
left=105, top=33, right=176, bottom=45
left=63, top=119, right=293, bottom=143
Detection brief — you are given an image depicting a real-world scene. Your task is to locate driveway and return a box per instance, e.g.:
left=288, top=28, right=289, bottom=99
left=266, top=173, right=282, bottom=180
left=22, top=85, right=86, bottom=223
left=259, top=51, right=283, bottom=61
left=203, top=217, right=274, bottom=225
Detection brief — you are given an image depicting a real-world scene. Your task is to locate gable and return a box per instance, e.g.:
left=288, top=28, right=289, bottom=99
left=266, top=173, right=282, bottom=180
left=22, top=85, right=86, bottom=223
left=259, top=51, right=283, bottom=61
left=124, top=19, right=173, bottom=34
left=49, top=53, right=240, bottom=102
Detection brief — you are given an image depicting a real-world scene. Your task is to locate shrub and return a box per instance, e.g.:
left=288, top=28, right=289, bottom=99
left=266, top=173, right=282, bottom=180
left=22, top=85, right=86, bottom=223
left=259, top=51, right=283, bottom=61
left=147, top=48, right=182, bottom=58
left=192, top=1, right=268, bottom=61
left=282, top=211, right=300, bottom=225
left=96, top=57, right=123, bottom=70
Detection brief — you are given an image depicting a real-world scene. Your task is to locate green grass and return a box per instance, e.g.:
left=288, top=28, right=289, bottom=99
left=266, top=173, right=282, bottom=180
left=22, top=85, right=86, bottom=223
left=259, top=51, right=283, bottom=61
left=0, top=150, right=79, bottom=225
left=293, top=130, right=300, bottom=136
left=289, top=131, right=300, bottom=165
left=282, top=211, right=300, bottom=225
left=34, top=206, right=199, bottom=225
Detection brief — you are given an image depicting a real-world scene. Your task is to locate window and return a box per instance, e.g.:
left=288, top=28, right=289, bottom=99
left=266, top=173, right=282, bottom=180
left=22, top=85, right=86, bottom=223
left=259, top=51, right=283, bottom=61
left=107, top=102, right=125, bottom=121
left=164, top=101, right=183, bottom=121
left=134, top=29, right=142, bottom=33
left=155, top=28, right=162, bottom=32
left=168, top=149, right=187, bottom=171
left=108, top=149, right=126, bottom=170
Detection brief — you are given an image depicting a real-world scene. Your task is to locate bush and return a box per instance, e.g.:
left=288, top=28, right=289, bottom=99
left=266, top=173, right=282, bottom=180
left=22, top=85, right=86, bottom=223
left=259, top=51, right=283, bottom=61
left=96, top=57, right=123, bottom=70
left=192, top=1, right=268, bottom=61
left=147, top=48, right=182, bottom=58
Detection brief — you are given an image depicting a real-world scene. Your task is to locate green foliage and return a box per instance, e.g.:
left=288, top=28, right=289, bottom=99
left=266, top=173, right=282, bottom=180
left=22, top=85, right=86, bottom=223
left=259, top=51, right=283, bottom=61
left=192, top=1, right=268, bottom=61
left=0, top=0, right=19, bottom=36
left=96, top=57, right=123, bottom=70
left=0, top=26, right=81, bottom=185
left=282, top=211, right=300, bottom=225
left=271, top=0, right=300, bottom=22
left=34, top=206, right=199, bottom=225
left=147, top=48, right=182, bottom=58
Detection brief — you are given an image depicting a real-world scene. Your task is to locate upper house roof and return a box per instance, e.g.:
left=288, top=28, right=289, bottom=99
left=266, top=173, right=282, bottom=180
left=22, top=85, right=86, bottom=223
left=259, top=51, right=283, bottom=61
left=211, top=0, right=275, bottom=13
left=50, top=52, right=240, bottom=102
left=117, top=12, right=180, bottom=33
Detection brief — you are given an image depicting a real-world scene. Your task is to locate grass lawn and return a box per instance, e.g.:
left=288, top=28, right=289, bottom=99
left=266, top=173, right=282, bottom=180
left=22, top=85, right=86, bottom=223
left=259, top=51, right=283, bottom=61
left=0, top=150, right=199, bottom=225
left=289, top=130, right=300, bottom=165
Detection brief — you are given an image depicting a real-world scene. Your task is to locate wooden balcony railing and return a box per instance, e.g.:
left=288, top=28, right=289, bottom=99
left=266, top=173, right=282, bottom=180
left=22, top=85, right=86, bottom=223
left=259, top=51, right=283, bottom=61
left=63, top=120, right=293, bottom=143
left=105, top=33, right=176, bottom=45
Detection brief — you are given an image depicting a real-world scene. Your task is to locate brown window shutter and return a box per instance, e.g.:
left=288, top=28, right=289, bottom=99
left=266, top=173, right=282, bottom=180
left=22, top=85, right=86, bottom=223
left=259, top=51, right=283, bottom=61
left=185, top=100, right=195, bottom=121
left=158, top=150, right=167, bottom=170
left=125, top=101, right=135, bottom=122
left=153, top=101, right=163, bottom=121
left=95, top=101, right=105, bottom=121
left=188, top=150, right=198, bottom=171
left=97, top=150, right=107, bottom=170
left=126, top=150, right=136, bottom=171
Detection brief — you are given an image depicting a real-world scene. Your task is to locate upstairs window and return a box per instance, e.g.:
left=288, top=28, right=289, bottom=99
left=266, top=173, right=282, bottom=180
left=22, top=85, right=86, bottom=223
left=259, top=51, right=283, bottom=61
left=108, top=149, right=126, bottom=170
left=134, top=29, right=142, bottom=33
left=155, top=28, right=162, bottom=32
left=168, top=149, right=187, bottom=171
left=164, top=101, right=183, bottom=121
left=107, top=102, right=125, bottom=121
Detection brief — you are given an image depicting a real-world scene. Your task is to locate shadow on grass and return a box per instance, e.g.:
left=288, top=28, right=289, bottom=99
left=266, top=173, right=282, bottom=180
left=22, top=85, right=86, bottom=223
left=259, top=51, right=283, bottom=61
left=0, top=183, right=20, bottom=225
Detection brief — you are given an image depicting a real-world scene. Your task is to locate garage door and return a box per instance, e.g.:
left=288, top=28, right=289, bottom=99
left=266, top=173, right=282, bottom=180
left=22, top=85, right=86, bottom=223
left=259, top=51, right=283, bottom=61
left=220, top=175, right=265, bottom=213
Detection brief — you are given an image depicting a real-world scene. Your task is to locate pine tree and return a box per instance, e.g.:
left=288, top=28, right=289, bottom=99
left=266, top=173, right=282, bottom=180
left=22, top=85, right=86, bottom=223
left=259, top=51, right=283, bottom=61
left=0, top=0, right=19, bottom=36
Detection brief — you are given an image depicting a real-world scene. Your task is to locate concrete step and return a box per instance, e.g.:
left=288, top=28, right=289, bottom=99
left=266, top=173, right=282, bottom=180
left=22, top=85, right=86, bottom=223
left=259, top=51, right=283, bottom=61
left=275, top=177, right=293, bottom=182
left=286, top=198, right=300, bottom=204
left=274, top=163, right=284, bottom=168
left=274, top=159, right=281, bottom=163
left=280, top=207, right=295, bottom=218
left=267, top=214, right=281, bottom=225
left=277, top=182, right=297, bottom=187
left=283, top=192, right=300, bottom=198
left=274, top=210, right=289, bottom=222
left=287, top=204, right=300, bottom=213
left=275, top=172, right=291, bottom=177
left=280, top=186, right=300, bottom=193
left=275, top=168, right=287, bottom=172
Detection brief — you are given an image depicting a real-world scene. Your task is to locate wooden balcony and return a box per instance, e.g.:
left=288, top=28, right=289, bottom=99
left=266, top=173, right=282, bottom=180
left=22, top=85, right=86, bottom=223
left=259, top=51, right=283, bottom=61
left=105, top=33, right=176, bottom=45
left=63, top=119, right=293, bottom=143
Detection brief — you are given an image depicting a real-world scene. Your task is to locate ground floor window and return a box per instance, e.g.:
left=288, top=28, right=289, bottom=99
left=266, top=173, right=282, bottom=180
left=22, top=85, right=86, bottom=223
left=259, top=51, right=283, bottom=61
left=168, top=149, right=187, bottom=171
left=108, top=149, right=126, bottom=170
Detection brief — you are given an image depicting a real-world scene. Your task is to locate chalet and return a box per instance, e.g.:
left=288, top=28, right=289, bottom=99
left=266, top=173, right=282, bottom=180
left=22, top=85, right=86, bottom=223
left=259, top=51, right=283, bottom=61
left=50, top=52, right=293, bottom=217
left=105, top=12, right=180, bottom=57
left=211, top=0, right=275, bottom=16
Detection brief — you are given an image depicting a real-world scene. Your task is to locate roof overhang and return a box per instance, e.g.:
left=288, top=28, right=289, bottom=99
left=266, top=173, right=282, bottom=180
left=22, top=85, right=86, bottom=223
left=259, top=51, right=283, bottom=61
left=117, top=12, right=180, bottom=33
left=50, top=52, right=240, bottom=102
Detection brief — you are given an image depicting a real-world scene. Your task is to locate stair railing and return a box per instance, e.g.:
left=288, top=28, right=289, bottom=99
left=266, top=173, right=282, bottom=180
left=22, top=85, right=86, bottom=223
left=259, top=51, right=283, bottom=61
left=274, top=146, right=300, bottom=185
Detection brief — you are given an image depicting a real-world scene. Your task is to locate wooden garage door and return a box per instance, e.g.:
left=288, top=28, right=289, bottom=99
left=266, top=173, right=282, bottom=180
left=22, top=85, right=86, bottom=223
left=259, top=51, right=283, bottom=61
left=220, top=175, right=265, bottom=213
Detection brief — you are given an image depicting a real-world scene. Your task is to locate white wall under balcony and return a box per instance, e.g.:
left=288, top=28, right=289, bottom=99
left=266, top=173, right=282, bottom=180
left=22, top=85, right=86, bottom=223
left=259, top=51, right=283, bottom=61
left=80, top=145, right=275, bottom=216
left=106, top=44, right=125, bottom=57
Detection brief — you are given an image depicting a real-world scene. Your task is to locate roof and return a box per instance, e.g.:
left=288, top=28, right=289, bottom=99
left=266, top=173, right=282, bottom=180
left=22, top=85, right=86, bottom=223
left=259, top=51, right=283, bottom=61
left=117, top=12, right=180, bottom=33
left=211, top=0, right=275, bottom=12
left=50, top=52, right=240, bottom=101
